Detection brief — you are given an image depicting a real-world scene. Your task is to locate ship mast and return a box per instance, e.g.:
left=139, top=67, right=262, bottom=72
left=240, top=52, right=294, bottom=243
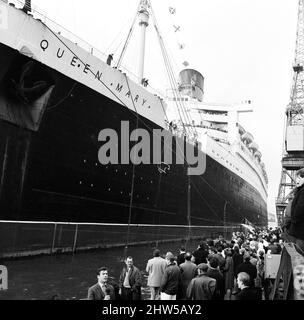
left=137, top=0, right=150, bottom=84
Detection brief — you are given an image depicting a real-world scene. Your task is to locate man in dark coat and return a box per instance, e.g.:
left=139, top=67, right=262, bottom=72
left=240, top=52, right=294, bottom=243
left=107, top=54, right=113, bottom=66
left=206, top=256, right=225, bottom=300
left=176, top=246, right=186, bottom=266
left=192, top=242, right=209, bottom=265
left=119, top=256, right=142, bottom=300
left=232, top=246, right=243, bottom=278
left=235, top=272, right=261, bottom=300
left=87, top=267, right=115, bottom=300
left=160, top=252, right=181, bottom=300
left=214, top=246, right=226, bottom=273
left=236, top=253, right=257, bottom=288
left=179, top=252, right=197, bottom=299
left=186, top=263, right=216, bottom=300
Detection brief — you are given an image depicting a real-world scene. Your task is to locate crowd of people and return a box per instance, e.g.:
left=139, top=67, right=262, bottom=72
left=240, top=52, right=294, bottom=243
left=87, top=227, right=284, bottom=301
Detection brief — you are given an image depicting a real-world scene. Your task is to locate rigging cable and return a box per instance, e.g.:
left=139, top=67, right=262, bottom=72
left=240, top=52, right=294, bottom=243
left=123, top=74, right=140, bottom=257
left=116, top=3, right=140, bottom=70
left=105, top=11, right=138, bottom=57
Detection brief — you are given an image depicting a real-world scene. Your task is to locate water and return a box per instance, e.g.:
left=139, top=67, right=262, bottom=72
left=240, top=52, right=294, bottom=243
left=0, top=239, right=201, bottom=300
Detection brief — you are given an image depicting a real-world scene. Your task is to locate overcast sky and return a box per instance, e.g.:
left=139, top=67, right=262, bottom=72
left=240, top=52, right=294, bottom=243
left=29, top=0, right=299, bottom=219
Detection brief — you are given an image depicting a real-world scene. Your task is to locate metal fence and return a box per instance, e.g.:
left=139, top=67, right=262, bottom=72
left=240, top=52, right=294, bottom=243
left=0, top=220, right=243, bottom=258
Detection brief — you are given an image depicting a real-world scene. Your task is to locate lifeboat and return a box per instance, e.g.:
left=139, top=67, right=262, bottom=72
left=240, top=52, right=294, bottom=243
left=254, top=150, right=262, bottom=160
left=238, top=125, right=246, bottom=136
left=241, top=132, right=254, bottom=144
left=248, top=142, right=259, bottom=153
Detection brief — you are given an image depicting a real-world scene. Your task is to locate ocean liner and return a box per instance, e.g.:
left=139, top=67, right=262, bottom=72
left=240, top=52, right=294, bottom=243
left=0, top=0, right=267, bottom=255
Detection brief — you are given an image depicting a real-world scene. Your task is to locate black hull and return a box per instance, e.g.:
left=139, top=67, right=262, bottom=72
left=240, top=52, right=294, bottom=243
left=0, top=44, right=267, bottom=254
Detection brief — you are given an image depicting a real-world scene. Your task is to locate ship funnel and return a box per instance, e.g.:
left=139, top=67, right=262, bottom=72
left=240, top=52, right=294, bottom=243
left=178, top=69, right=204, bottom=102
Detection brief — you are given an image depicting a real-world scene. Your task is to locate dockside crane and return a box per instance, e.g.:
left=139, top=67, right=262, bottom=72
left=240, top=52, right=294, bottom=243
left=276, top=0, right=304, bottom=225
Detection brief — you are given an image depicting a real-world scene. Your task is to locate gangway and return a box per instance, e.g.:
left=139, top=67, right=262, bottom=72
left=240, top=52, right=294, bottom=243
left=270, top=243, right=304, bottom=300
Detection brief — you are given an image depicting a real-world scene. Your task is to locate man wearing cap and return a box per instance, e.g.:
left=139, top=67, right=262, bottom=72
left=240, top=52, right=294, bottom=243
left=146, top=249, right=167, bottom=300
left=160, top=252, right=181, bottom=300
left=186, top=263, right=216, bottom=300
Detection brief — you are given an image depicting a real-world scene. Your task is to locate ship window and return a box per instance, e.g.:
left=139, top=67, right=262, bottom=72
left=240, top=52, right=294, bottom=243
left=79, top=181, right=82, bottom=185
left=91, top=184, right=94, bottom=187
left=108, top=188, right=111, bottom=191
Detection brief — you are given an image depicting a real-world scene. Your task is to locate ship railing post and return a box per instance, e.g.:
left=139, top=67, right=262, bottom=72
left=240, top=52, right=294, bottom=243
left=51, top=223, right=57, bottom=254
left=72, top=224, right=79, bottom=254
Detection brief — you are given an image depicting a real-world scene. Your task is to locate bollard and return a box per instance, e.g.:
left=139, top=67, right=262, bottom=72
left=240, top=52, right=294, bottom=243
left=0, top=265, right=8, bottom=290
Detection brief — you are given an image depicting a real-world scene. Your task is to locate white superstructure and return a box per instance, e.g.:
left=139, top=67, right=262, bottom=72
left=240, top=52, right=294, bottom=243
left=166, top=95, right=268, bottom=203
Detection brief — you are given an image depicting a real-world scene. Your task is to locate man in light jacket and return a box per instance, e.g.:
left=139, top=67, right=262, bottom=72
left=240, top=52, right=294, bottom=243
left=146, top=249, right=167, bottom=300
